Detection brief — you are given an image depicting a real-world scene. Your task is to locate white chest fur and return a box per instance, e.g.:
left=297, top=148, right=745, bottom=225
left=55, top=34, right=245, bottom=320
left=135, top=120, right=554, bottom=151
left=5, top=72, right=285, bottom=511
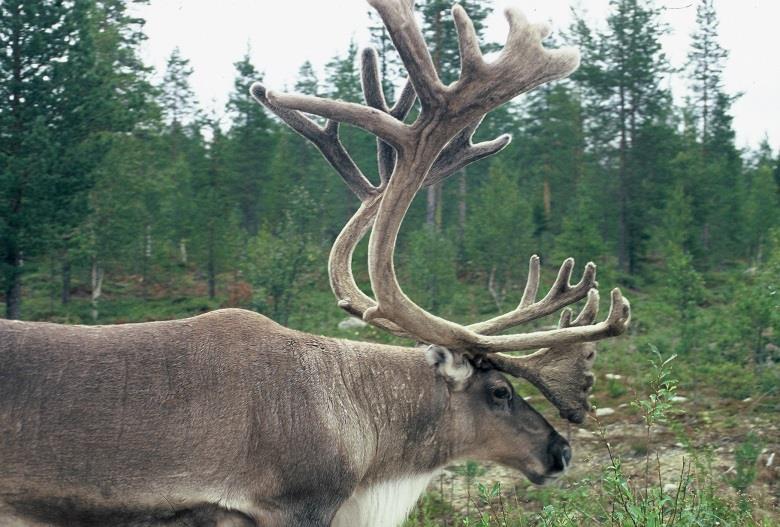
left=331, top=472, right=437, bottom=527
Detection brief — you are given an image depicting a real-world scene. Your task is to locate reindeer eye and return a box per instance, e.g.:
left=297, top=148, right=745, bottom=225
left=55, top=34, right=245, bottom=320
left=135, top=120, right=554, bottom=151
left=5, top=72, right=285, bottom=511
left=492, top=386, right=511, bottom=400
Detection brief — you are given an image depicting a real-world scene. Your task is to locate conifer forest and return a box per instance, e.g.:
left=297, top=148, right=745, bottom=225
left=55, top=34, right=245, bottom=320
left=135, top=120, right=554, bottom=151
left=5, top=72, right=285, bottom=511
left=1, top=0, right=778, bottom=524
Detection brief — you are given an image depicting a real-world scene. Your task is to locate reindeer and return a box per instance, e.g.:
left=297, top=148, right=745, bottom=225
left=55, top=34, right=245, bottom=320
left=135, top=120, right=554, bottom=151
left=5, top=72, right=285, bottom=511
left=0, top=1, right=631, bottom=525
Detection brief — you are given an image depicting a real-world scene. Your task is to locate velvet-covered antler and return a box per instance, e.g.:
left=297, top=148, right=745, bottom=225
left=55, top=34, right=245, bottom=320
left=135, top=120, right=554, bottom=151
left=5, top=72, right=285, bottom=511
left=250, top=0, right=631, bottom=423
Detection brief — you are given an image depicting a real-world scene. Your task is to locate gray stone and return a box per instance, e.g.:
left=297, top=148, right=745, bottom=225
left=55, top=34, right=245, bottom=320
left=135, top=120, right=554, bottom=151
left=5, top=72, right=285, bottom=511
left=337, top=317, right=368, bottom=330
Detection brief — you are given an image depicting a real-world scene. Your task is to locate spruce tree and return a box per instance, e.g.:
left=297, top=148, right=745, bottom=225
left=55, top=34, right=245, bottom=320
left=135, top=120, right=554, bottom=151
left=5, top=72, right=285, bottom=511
left=571, top=0, right=670, bottom=274
left=1, top=0, right=151, bottom=318
left=464, top=161, right=534, bottom=311
left=157, top=49, right=202, bottom=277
left=687, top=0, right=728, bottom=143
left=683, top=0, right=745, bottom=264
left=225, top=53, right=277, bottom=235
left=325, top=40, right=361, bottom=103
left=190, top=122, right=240, bottom=299
left=295, top=61, right=319, bottom=96
left=161, top=48, right=197, bottom=127
left=58, top=0, right=155, bottom=305
left=516, top=82, right=585, bottom=238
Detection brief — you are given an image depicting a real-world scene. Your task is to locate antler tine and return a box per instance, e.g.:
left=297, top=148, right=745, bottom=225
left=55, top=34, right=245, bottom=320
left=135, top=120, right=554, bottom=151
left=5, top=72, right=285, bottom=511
left=452, top=4, right=484, bottom=79
left=265, top=90, right=409, bottom=151
left=250, top=83, right=378, bottom=202
left=367, top=0, right=445, bottom=110
left=520, top=255, right=541, bottom=308
left=389, top=78, right=416, bottom=120
left=361, top=47, right=390, bottom=113
left=449, top=5, right=580, bottom=120
left=488, top=288, right=617, bottom=424
left=361, top=48, right=418, bottom=187
left=567, top=289, right=601, bottom=327
left=468, top=257, right=598, bottom=336
left=423, top=116, right=512, bottom=187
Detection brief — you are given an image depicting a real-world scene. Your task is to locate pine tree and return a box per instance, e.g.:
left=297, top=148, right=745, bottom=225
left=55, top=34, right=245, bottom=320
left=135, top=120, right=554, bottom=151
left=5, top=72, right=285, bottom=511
left=161, top=47, right=197, bottom=127
left=295, top=60, right=319, bottom=96
left=225, top=53, right=277, bottom=235
left=571, top=0, right=671, bottom=274
left=325, top=40, right=361, bottom=103
left=688, top=0, right=728, bottom=143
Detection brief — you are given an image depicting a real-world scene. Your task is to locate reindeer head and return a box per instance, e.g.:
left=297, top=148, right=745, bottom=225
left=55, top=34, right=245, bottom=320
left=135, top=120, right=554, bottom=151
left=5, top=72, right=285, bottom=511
left=251, top=0, right=631, bottom=479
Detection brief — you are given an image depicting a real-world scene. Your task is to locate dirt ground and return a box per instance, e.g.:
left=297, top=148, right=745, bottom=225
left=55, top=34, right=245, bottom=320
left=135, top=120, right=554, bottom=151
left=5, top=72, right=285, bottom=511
left=429, top=392, right=780, bottom=521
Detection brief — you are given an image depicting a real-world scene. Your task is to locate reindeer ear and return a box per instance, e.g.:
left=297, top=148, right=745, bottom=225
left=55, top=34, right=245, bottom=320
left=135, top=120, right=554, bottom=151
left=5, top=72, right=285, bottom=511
left=424, top=345, right=473, bottom=389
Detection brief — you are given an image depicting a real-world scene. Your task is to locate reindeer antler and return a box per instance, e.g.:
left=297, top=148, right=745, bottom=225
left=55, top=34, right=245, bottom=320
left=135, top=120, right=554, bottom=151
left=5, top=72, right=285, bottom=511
left=251, top=0, right=631, bottom=423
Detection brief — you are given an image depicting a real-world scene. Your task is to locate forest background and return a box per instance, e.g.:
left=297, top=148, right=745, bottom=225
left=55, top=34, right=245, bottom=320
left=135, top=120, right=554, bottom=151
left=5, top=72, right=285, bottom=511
left=1, top=0, right=778, bottom=523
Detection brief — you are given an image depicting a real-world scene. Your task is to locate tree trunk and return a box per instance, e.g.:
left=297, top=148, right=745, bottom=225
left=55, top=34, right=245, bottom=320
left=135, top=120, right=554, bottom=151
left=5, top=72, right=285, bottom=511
left=61, top=248, right=71, bottom=305
left=543, top=180, right=552, bottom=220
left=207, top=223, right=216, bottom=300
left=617, top=84, right=629, bottom=273
left=141, top=223, right=151, bottom=301
left=90, top=258, right=104, bottom=322
left=179, top=239, right=188, bottom=265
left=3, top=243, right=22, bottom=320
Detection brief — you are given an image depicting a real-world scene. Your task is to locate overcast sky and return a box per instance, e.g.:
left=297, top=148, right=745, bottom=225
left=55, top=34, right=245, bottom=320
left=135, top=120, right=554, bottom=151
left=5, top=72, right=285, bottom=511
left=136, top=0, right=779, bottom=151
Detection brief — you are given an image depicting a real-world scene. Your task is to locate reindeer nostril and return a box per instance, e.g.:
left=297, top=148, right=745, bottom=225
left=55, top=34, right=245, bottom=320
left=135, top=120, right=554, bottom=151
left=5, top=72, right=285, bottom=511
left=561, top=444, right=572, bottom=468
left=548, top=434, right=572, bottom=473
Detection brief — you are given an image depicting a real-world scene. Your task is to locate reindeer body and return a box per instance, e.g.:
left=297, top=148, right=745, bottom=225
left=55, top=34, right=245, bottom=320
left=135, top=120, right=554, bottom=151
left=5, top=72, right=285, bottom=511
left=0, top=309, right=493, bottom=526
left=0, top=0, right=634, bottom=524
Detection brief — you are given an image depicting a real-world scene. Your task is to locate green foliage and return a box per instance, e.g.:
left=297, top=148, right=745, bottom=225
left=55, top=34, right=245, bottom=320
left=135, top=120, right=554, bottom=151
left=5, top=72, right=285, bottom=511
left=742, top=165, right=780, bottom=259
left=631, top=349, right=678, bottom=428
left=732, top=229, right=780, bottom=365
left=242, top=190, right=323, bottom=326
left=402, top=226, right=459, bottom=313
left=225, top=53, right=278, bottom=235
left=161, top=48, right=197, bottom=126
left=464, top=162, right=533, bottom=310
left=727, top=432, right=762, bottom=497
